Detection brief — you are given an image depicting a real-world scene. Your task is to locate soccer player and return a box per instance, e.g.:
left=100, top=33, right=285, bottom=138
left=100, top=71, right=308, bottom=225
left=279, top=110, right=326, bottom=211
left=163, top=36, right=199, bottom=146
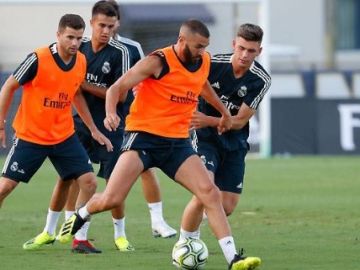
left=0, top=14, right=111, bottom=227
left=58, top=19, right=259, bottom=270
left=180, top=23, right=270, bottom=268
left=22, top=1, right=175, bottom=254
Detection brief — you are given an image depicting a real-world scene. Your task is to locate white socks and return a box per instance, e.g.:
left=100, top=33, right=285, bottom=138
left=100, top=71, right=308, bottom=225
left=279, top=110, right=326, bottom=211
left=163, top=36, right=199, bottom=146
left=179, top=228, right=201, bottom=240
left=148, top=201, right=164, bottom=226
left=43, top=209, right=61, bottom=235
left=75, top=221, right=90, bottom=241
left=65, top=210, right=75, bottom=220
left=113, top=217, right=126, bottom=239
left=218, top=236, right=237, bottom=264
left=78, top=206, right=90, bottom=219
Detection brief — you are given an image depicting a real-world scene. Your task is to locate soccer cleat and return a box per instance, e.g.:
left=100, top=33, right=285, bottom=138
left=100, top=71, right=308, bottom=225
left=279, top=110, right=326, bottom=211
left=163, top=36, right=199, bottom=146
left=114, top=236, right=135, bottom=252
left=23, top=231, right=56, bottom=250
left=229, top=249, right=261, bottom=270
left=152, top=222, right=177, bottom=238
left=58, top=213, right=87, bottom=244
left=71, top=239, right=102, bottom=254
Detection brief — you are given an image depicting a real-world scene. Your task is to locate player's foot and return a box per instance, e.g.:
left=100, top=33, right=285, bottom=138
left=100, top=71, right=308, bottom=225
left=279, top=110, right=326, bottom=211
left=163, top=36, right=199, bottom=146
left=23, top=231, right=56, bottom=250
left=229, top=249, right=261, bottom=270
left=152, top=221, right=177, bottom=238
left=58, top=213, right=87, bottom=244
left=114, top=236, right=135, bottom=252
left=71, top=239, right=102, bottom=254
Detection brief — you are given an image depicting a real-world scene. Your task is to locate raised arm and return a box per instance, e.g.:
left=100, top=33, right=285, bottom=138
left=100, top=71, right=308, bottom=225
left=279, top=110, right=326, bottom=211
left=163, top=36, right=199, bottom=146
left=104, top=55, right=163, bottom=131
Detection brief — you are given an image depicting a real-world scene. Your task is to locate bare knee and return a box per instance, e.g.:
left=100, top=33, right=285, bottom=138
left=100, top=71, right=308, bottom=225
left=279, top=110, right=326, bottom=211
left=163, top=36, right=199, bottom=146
left=197, top=182, right=221, bottom=206
left=99, top=192, right=121, bottom=210
left=0, top=178, right=18, bottom=206
left=221, top=193, right=240, bottom=216
left=77, top=173, right=97, bottom=194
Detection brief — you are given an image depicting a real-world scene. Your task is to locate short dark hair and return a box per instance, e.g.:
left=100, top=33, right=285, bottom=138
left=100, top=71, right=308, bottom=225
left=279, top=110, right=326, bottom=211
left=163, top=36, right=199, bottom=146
left=182, top=19, right=210, bottom=38
left=237, top=23, right=263, bottom=43
left=92, top=0, right=118, bottom=18
left=58, top=14, right=85, bottom=32
left=105, top=0, right=120, bottom=20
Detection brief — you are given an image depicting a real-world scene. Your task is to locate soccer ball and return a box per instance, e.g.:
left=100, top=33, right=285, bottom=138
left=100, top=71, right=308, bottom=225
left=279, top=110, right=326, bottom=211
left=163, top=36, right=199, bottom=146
left=172, top=238, right=209, bottom=270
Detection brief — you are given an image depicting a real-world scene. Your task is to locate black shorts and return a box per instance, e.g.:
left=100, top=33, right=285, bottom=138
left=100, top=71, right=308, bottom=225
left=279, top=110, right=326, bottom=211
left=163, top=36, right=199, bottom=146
left=1, top=134, right=93, bottom=183
left=121, top=131, right=196, bottom=179
left=196, top=140, right=247, bottom=194
left=75, top=119, right=122, bottom=179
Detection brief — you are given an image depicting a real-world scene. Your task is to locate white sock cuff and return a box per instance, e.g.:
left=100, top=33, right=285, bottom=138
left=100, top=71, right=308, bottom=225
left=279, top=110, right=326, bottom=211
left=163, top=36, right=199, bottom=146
left=78, top=206, right=90, bottom=219
left=65, top=210, right=75, bottom=220
left=148, top=201, right=163, bottom=211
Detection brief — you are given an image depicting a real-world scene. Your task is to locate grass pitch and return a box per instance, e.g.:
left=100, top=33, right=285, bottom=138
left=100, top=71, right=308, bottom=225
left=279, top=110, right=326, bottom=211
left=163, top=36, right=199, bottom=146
left=0, top=156, right=359, bottom=270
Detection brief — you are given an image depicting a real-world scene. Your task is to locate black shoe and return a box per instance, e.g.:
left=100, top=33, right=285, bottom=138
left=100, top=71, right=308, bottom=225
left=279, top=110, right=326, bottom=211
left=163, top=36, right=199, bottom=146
left=58, top=213, right=88, bottom=244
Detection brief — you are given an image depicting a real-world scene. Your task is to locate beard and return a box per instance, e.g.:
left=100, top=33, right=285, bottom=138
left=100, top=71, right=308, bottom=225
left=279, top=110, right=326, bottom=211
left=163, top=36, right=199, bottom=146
left=184, top=45, right=201, bottom=64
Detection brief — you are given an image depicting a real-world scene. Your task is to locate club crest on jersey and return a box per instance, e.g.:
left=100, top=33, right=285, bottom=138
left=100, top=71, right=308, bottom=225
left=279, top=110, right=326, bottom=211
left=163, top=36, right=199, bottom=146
left=237, top=86, right=247, bottom=97
left=102, top=61, right=111, bottom=74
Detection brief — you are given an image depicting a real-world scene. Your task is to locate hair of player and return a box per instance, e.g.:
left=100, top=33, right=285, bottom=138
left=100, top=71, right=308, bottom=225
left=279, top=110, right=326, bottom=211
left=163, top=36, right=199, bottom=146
left=58, top=14, right=85, bottom=32
left=92, top=0, right=118, bottom=18
left=237, top=23, right=263, bottom=43
left=181, top=19, right=210, bottom=38
left=105, top=0, right=121, bottom=20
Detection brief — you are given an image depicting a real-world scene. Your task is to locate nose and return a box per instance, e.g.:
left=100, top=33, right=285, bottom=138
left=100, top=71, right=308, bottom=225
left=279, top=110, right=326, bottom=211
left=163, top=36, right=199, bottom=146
left=103, top=26, right=111, bottom=35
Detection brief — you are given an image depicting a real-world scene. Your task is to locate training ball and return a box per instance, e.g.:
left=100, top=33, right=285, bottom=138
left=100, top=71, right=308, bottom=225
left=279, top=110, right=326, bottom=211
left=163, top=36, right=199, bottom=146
left=172, top=238, right=209, bottom=270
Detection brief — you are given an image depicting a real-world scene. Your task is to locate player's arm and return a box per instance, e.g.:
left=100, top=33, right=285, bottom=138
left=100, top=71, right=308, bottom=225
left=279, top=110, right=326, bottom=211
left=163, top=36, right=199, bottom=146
left=231, top=103, right=256, bottom=129
left=199, top=80, right=232, bottom=134
left=80, top=81, right=107, bottom=99
left=0, top=76, right=19, bottom=147
left=192, top=103, right=255, bottom=130
left=104, top=55, right=163, bottom=131
left=73, top=89, right=113, bottom=152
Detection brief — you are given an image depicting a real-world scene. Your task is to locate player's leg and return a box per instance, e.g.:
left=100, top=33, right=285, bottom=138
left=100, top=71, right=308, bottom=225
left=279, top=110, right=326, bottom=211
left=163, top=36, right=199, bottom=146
left=175, top=155, right=260, bottom=270
left=221, top=191, right=240, bottom=216
left=58, top=150, right=144, bottom=243
left=96, top=145, right=135, bottom=252
left=141, top=168, right=177, bottom=238
left=180, top=141, right=217, bottom=240
left=0, top=137, right=60, bottom=250
left=0, top=177, right=18, bottom=207
left=110, top=196, right=135, bottom=251
left=23, top=179, right=73, bottom=250
left=0, top=137, right=46, bottom=208
left=51, top=134, right=97, bottom=246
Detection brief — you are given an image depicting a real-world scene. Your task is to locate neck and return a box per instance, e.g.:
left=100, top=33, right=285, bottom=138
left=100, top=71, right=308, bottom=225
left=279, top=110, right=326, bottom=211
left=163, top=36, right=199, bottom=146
left=56, top=44, right=73, bottom=65
left=231, top=55, right=250, bottom=78
left=92, top=39, right=107, bottom=53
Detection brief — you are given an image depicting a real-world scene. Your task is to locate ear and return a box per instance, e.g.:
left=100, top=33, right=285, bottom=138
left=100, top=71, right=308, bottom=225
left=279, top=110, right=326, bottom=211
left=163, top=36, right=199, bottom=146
left=232, top=39, right=236, bottom=50
left=258, top=46, right=263, bottom=55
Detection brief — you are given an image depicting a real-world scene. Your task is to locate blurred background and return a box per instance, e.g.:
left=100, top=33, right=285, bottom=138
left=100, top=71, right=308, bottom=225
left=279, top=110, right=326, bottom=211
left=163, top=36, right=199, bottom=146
left=0, top=0, right=359, bottom=156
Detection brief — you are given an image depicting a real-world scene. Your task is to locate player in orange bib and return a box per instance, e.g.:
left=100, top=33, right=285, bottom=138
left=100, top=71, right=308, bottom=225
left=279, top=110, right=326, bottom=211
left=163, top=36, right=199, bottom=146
left=59, top=19, right=256, bottom=270
left=0, top=14, right=112, bottom=242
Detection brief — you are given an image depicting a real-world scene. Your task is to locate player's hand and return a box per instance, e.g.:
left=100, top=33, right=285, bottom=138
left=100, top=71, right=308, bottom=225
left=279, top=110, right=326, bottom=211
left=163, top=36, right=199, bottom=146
left=104, top=113, right=120, bottom=131
left=91, top=129, right=113, bottom=152
left=217, top=113, right=232, bottom=135
left=190, top=111, right=209, bottom=129
left=0, top=129, right=6, bottom=148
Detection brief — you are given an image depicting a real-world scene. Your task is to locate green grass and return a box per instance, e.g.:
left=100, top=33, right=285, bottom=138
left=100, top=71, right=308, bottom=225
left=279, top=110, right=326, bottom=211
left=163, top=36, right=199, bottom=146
left=0, top=156, right=359, bottom=269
